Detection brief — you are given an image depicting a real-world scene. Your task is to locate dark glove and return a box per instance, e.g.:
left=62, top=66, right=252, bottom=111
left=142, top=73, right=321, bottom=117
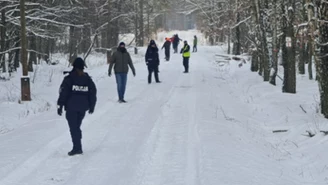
left=89, top=107, right=94, bottom=114
left=108, top=71, right=111, bottom=77
left=57, top=105, right=63, bottom=116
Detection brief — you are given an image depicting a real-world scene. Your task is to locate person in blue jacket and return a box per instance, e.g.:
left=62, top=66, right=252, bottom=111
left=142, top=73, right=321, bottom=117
left=57, top=57, right=97, bottom=156
left=145, top=40, right=161, bottom=84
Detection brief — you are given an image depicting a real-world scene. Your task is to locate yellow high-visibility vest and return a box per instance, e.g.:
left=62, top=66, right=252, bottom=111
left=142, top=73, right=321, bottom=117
left=183, top=45, right=190, bottom=57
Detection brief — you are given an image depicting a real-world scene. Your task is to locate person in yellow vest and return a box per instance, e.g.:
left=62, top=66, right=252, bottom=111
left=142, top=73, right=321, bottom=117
left=180, top=40, right=191, bottom=73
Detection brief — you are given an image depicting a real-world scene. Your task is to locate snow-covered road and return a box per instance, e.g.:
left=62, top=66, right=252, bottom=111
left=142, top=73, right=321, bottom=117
left=0, top=46, right=325, bottom=185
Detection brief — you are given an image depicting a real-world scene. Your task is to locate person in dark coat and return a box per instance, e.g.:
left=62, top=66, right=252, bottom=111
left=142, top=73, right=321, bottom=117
left=145, top=40, right=161, bottom=84
left=193, top=35, right=198, bottom=52
left=108, top=42, right=136, bottom=103
left=161, top=37, right=171, bottom=61
left=57, top=57, right=97, bottom=156
left=173, top=34, right=182, bottom=53
left=180, top=40, right=191, bottom=73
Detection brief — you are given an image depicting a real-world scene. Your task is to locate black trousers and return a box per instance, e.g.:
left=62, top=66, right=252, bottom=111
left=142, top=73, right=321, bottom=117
left=66, top=111, right=86, bottom=150
left=193, top=45, right=197, bottom=52
left=148, top=65, right=160, bottom=83
left=173, top=44, right=178, bottom=53
left=165, top=49, right=170, bottom=61
left=183, top=57, right=189, bottom=72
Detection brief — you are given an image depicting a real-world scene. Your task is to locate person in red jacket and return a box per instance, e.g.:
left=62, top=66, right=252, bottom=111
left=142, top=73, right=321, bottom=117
left=162, top=38, right=171, bottom=61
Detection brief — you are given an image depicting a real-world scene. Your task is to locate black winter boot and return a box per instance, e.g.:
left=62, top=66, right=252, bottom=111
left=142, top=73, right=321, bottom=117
left=68, top=139, right=83, bottom=156
left=68, top=149, right=83, bottom=156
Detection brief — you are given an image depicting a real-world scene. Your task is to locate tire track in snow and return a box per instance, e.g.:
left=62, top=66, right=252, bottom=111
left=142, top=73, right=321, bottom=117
left=128, top=68, right=186, bottom=185
left=128, top=59, right=202, bottom=185
left=185, top=65, right=201, bottom=185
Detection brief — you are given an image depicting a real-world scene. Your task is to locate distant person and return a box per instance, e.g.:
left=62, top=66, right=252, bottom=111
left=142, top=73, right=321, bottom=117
left=108, top=42, right=136, bottom=103
left=180, top=40, right=191, bottom=73
left=173, top=34, right=182, bottom=53
left=162, top=37, right=171, bottom=61
left=146, top=40, right=161, bottom=84
left=193, top=35, right=198, bottom=52
left=171, top=35, right=175, bottom=51
left=57, top=57, right=97, bottom=156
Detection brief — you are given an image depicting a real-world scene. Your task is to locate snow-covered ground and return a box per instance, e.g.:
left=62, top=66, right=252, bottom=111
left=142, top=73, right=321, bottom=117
left=0, top=31, right=328, bottom=185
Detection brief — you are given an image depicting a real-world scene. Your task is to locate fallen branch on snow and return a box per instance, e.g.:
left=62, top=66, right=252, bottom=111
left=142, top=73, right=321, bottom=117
left=303, top=130, right=315, bottom=137
left=272, top=130, right=288, bottom=133
left=320, top=131, right=328, bottom=136
left=299, top=105, right=307, bottom=113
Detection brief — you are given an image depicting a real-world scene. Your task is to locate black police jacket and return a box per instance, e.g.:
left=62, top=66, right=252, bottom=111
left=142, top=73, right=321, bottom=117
left=57, top=69, right=97, bottom=112
left=145, top=46, right=160, bottom=66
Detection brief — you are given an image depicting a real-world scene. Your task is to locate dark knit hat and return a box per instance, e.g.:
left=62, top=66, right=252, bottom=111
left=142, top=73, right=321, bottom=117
left=73, top=57, right=86, bottom=70
left=119, top=42, right=125, bottom=47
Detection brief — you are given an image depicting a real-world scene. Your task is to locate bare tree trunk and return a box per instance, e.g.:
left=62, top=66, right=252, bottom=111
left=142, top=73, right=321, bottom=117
left=106, top=0, right=120, bottom=63
left=14, top=34, right=20, bottom=69
left=234, top=0, right=241, bottom=55
left=282, top=0, right=296, bottom=93
left=82, top=27, right=91, bottom=54
left=269, top=0, right=278, bottom=85
left=259, top=9, right=270, bottom=81
left=101, top=31, right=107, bottom=49
left=1, top=2, right=7, bottom=73
left=307, top=0, right=315, bottom=80
left=95, top=11, right=100, bottom=52
left=81, top=0, right=91, bottom=54
left=69, top=26, right=77, bottom=64
left=298, top=0, right=307, bottom=75
left=20, top=0, right=31, bottom=101
left=134, top=0, right=139, bottom=54
left=28, top=35, right=37, bottom=72
left=258, top=53, right=263, bottom=76
left=317, top=1, right=328, bottom=118
left=227, top=28, right=231, bottom=54
left=106, top=1, right=113, bottom=64
left=146, top=3, right=151, bottom=42
left=138, top=0, right=144, bottom=46
left=308, top=42, right=313, bottom=79
left=36, top=36, right=41, bottom=64
left=253, top=0, right=269, bottom=80
left=251, top=50, right=259, bottom=72
left=298, top=41, right=306, bottom=74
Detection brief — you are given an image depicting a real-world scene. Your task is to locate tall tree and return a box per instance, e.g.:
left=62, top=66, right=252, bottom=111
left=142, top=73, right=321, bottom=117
left=282, top=0, right=296, bottom=93
left=317, top=0, right=328, bottom=118
left=269, top=0, right=279, bottom=85
left=20, top=0, right=31, bottom=101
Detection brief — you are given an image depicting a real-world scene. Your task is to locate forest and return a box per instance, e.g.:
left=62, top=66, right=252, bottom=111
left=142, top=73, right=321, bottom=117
left=1, top=0, right=328, bottom=118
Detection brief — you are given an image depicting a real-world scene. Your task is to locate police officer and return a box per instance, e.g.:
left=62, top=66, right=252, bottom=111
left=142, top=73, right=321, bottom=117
left=57, top=57, right=97, bottom=156
left=180, top=40, right=191, bottom=73
left=146, top=40, right=161, bottom=84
